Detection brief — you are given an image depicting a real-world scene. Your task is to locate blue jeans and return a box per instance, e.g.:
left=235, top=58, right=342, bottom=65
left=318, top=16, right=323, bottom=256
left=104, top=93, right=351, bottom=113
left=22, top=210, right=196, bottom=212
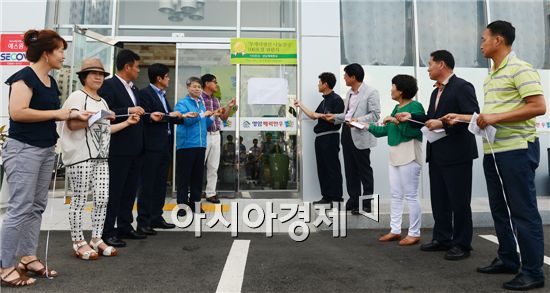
left=483, top=139, right=544, bottom=279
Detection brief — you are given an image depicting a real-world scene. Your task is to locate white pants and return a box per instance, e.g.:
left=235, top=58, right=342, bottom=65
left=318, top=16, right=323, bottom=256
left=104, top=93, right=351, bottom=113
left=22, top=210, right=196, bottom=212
left=388, top=161, right=422, bottom=237
left=205, top=132, right=221, bottom=197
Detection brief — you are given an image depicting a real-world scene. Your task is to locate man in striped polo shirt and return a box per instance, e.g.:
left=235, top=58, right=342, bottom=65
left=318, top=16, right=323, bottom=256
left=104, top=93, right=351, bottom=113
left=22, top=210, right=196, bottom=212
left=444, top=20, right=545, bottom=291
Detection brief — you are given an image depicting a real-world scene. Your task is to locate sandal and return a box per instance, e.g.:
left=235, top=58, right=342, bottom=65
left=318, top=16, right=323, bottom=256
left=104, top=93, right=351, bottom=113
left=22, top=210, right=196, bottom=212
left=0, top=268, right=35, bottom=287
left=72, top=241, right=98, bottom=261
left=90, top=239, right=117, bottom=257
left=18, top=258, right=59, bottom=278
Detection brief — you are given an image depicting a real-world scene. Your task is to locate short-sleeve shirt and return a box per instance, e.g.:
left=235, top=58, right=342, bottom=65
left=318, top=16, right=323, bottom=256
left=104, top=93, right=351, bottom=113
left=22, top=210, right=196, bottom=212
left=313, top=91, right=345, bottom=134
left=201, top=92, right=221, bottom=132
left=482, top=52, right=544, bottom=154
left=5, top=66, right=61, bottom=147
left=58, top=90, right=111, bottom=166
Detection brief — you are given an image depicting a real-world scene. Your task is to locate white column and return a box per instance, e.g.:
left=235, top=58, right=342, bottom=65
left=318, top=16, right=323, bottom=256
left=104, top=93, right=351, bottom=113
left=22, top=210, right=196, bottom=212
left=299, top=0, right=343, bottom=203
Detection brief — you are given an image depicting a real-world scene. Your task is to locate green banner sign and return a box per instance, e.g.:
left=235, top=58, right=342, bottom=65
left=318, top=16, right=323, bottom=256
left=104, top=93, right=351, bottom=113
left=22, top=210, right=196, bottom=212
left=230, top=38, right=297, bottom=65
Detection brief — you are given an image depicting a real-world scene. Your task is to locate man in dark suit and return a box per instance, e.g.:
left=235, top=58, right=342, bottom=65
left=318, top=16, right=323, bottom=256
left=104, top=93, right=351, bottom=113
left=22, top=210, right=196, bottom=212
left=99, top=49, right=160, bottom=247
left=136, top=63, right=184, bottom=234
left=396, top=50, right=479, bottom=260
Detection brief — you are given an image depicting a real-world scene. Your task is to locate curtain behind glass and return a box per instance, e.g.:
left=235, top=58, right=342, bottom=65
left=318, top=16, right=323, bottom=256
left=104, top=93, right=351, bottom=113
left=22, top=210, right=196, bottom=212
left=417, top=0, right=487, bottom=68
left=489, top=0, right=550, bottom=69
left=340, top=0, right=414, bottom=66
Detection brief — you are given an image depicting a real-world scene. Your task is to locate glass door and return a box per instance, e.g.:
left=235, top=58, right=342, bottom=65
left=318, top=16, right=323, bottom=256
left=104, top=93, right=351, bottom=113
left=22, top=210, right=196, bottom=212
left=173, top=44, right=238, bottom=195
left=238, top=65, right=298, bottom=194
left=173, top=44, right=299, bottom=197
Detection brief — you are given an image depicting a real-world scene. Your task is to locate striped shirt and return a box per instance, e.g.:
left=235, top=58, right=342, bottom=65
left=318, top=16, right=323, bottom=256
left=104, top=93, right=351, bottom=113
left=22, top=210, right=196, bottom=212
left=482, top=52, right=544, bottom=154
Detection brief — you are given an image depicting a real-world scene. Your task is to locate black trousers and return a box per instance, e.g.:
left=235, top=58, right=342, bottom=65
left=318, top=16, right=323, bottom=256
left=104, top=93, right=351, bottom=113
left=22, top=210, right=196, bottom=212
left=137, top=151, right=170, bottom=227
left=104, top=155, right=142, bottom=238
left=315, top=133, right=343, bottom=201
left=341, top=125, right=374, bottom=208
left=176, top=148, right=205, bottom=210
left=428, top=161, right=473, bottom=251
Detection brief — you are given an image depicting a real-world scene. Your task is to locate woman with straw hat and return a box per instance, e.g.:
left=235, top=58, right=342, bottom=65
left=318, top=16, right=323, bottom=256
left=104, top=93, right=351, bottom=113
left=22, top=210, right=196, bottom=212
left=59, top=58, right=140, bottom=260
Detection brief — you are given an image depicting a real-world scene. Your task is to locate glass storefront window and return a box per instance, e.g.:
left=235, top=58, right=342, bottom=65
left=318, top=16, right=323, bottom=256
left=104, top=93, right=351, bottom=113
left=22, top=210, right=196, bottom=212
left=488, top=0, right=550, bottom=69
left=417, top=0, right=487, bottom=68
left=239, top=65, right=298, bottom=191
left=340, top=0, right=414, bottom=66
left=241, top=0, right=296, bottom=28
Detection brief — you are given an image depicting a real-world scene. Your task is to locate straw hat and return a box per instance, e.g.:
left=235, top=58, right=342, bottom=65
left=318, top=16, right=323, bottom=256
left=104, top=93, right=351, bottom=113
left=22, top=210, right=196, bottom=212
left=76, top=58, right=110, bottom=77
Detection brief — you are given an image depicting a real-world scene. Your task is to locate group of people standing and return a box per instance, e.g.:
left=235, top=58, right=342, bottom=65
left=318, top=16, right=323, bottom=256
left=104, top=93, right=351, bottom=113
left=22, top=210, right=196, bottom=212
left=0, top=28, right=236, bottom=286
left=0, top=19, right=546, bottom=291
left=296, top=20, right=545, bottom=291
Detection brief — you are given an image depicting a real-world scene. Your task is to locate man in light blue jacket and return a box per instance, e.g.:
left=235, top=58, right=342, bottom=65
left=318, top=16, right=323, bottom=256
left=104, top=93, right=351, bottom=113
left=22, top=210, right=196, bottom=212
left=174, top=77, right=221, bottom=215
left=325, top=63, right=381, bottom=215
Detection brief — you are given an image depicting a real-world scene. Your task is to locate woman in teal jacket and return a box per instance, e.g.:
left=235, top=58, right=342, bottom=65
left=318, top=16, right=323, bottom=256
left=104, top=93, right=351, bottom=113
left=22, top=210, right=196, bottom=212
left=174, top=77, right=220, bottom=214
left=366, top=75, right=425, bottom=246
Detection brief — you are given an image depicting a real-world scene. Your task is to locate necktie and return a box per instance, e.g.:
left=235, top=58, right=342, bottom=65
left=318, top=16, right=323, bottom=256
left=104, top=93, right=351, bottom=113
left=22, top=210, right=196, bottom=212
left=434, top=83, right=444, bottom=111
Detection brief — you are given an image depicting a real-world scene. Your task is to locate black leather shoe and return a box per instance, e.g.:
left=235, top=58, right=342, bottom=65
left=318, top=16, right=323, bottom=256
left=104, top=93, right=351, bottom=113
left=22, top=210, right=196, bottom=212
left=137, top=226, right=157, bottom=236
left=503, top=273, right=544, bottom=291
left=118, top=228, right=147, bottom=240
left=420, top=240, right=451, bottom=252
left=206, top=196, right=220, bottom=204
left=477, top=258, right=519, bottom=274
left=444, top=246, right=470, bottom=260
left=152, top=219, right=176, bottom=229
left=103, top=236, right=126, bottom=248
left=345, top=201, right=357, bottom=211
left=313, top=198, right=332, bottom=205
left=350, top=209, right=360, bottom=215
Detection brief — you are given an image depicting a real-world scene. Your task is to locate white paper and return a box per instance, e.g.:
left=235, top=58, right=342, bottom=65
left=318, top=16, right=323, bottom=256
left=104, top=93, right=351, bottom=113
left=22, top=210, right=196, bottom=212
left=468, top=112, right=497, bottom=143
left=247, top=78, right=288, bottom=105
left=88, top=110, right=112, bottom=127
left=421, top=126, right=448, bottom=143
left=349, top=121, right=366, bottom=130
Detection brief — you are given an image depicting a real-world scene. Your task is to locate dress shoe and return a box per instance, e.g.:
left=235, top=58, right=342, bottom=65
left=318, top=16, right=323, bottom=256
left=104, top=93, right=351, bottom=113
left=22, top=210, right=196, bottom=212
left=477, top=258, right=519, bottom=274
left=345, top=201, right=357, bottom=211
left=206, top=195, right=220, bottom=204
left=137, top=226, right=157, bottom=236
left=350, top=209, right=360, bottom=215
left=313, top=198, right=332, bottom=205
left=444, top=246, right=470, bottom=260
left=378, top=233, right=401, bottom=242
left=399, top=236, right=421, bottom=246
left=503, top=273, right=544, bottom=291
left=118, top=229, right=147, bottom=240
left=420, top=240, right=451, bottom=252
left=103, top=236, right=126, bottom=248
left=152, top=219, right=176, bottom=229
